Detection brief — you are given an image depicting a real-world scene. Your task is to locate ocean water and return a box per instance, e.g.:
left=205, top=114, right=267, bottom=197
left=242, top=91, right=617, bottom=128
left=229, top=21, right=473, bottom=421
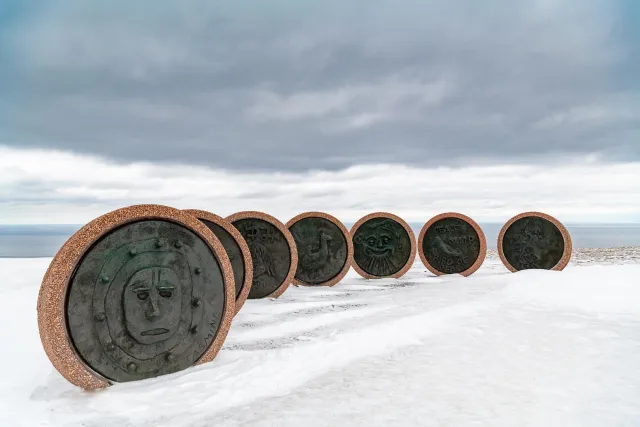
left=1, top=223, right=640, bottom=258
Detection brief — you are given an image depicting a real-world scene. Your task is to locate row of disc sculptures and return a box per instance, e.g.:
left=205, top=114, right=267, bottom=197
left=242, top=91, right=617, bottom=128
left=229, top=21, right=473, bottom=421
left=37, top=206, right=572, bottom=390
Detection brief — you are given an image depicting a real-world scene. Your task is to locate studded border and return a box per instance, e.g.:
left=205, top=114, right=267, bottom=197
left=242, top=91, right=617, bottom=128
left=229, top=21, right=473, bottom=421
left=184, top=209, right=253, bottom=314
left=37, top=204, right=235, bottom=390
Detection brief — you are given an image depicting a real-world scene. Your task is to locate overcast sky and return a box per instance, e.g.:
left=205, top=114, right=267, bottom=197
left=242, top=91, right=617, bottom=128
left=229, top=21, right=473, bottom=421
left=1, top=0, right=639, bottom=224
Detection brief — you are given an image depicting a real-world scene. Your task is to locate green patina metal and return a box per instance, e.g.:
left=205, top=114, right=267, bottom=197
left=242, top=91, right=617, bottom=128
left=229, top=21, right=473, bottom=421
left=289, top=217, right=348, bottom=285
left=65, top=220, right=225, bottom=383
left=231, top=218, right=291, bottom=299
left=353, top=218, right=411, bottom=277
left=422, top=217, right=481, bottom=274
left=201, top=219, right=245, bottom=299
left=502, top=216, right=565, bottom=270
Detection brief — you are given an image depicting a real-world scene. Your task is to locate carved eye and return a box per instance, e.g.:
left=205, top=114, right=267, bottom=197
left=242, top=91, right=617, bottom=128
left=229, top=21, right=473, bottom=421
left=382, top=236, right=390, bottom=244
left=137, top=291, right=149, bottom=301
left=367, top=237, right=377, bottom=246
left=159, top=290, right=173, bottom=299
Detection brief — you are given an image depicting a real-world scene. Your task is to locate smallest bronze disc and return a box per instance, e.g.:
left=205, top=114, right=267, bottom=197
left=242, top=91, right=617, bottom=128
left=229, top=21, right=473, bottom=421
left=286, top=212, right=353, bottom=287
left=418, top=212, right=486, bottom=277
left=350, top=212, right=416, bottom=279
left=498, top=211, right=572, bottom=272
left=227, top=211, right=298, bottom=299
left=184, top=209, right=253, bottom=314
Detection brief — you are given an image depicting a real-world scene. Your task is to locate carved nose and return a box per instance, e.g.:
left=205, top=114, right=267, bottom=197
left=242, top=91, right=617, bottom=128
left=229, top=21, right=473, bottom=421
left=145, top=296, right=160, bottom=319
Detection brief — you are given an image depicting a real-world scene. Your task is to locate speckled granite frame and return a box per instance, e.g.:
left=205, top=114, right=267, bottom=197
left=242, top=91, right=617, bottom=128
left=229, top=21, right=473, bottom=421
left=37, top=204, right=235, bottom=391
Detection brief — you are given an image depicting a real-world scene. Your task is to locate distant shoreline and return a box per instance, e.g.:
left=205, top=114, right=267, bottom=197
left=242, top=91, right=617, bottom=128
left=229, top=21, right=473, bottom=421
left=2, top=224, right=640, bottom=257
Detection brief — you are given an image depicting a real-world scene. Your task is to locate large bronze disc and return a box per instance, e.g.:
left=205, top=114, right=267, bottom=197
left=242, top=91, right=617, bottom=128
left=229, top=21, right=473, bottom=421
left=227, top=211, right=297, bottom=299
left=350, top=212, right=416, bottom=279
left=498, top=212, right=572, bottom=272
left=184, top=209, right=253, bottom=314
left=418, top=212, right=486, bottom=276
left=286, top=212, right=353, bottom=287
left=37, top=205, right=235, bottom=390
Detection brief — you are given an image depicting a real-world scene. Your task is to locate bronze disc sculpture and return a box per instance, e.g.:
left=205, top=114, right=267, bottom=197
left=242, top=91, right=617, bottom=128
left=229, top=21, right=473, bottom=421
left=37, top=205, right=235, bottom=390
left=286, top=212, right=353, bottom=287
left=350, top=212, right=416, bottom=279
left=227, top=211, right=297, bottom=299
left=418, top=212, right=486, bottom=276
left=184, top=209, right=253, bottom=314
left=498, top=211, right=572, bottom=272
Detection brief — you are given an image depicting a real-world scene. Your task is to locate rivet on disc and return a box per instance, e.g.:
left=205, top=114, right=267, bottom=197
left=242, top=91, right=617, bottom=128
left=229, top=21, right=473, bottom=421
left=100, top=275, right=110, bottom=283
left=175, top=241, right=183, bottom=249
left=190, top=325, right=199, bottom=334
left=127, top=362, right=137, bottom=372
left=165, top=352, right=175, bottom=362
left=128, top=248, right=137, bottom=256
left=94, top=312, right=106, bottom=322
left=194, top=267, right=202, bottom=275
left=106, top=342, right=116, bottom=351
left=192, top=298, right=201, bottom=308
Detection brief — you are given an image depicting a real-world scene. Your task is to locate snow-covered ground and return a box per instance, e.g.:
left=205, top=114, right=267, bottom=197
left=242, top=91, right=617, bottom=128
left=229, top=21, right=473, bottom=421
left=1, top=249, right=640, bottom=426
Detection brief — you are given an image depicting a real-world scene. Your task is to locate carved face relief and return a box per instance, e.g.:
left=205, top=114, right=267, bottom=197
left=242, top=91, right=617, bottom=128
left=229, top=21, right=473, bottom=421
left=123, top=267, right=182, bottom=345
left=65, top=220, right=226, bottom=383
left=353, top=218, right=412, bottom=277
left=363, top=226, right=397, bottom=259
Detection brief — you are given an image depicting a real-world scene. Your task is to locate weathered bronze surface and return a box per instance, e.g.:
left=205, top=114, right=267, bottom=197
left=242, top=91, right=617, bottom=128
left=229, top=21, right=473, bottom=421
left=501, top=216, right=565, bottom=270
left=231, top=218, right=292, bottom=299
left=421, top=217, right=481, bottom=275
left=353, top=217, right=412, bottom=277
left=65, top=220, right=226, bottom=383
left=201, top=219, right=245, bottom=299
left=289, top=216, right=349, bottom=285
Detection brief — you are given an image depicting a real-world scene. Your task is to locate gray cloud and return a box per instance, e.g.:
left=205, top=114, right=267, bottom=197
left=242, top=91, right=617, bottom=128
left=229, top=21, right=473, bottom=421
left=1, top=0, right=638, bottom=171
left=2, top=145, right=639, bottom=224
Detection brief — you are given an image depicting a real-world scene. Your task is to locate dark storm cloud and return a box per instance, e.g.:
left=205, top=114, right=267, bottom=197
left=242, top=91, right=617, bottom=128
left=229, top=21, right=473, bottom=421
left=1, top=0, right=638, bottom=171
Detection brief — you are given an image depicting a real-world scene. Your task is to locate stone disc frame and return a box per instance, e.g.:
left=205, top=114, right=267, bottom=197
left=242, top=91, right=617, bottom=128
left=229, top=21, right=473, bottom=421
left=418, top=212, right=487, bottom=277
left=37, top=204, right=235, bottom=391
left=285, top=211, right=354, bottom=287
left=184, top=209, right=253, bottom=314
left=498, top=211, right=572, bottom=272
left=350, top=212, right=416, bottom=279
left=226, top=211, right=298, bottom=299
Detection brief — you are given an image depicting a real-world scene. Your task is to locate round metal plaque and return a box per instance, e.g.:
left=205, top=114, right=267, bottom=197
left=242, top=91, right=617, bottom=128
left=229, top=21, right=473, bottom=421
left=350, top=212, right=416, bottom=279
left=286, top=212, right=353, bottom=287
left=418, top=213, right=486, bottom=276
left=37, top=205, right=235, bottom=390
left=498, top=212, right=572, bottom=272
left=227, top=211, right=297, bottom=299
left=184, top=209, right=253, bottom=314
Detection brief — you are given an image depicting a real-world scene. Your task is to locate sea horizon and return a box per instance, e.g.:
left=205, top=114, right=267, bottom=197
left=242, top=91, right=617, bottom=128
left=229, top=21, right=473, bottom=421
left=2, top=222, right=640, bottom=258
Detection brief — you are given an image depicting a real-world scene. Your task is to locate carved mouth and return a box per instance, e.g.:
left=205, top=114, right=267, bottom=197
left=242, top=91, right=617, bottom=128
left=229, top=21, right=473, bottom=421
left=141, top=328, right=169, bottom=336
left=365, top=247, right=392, bottom=257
